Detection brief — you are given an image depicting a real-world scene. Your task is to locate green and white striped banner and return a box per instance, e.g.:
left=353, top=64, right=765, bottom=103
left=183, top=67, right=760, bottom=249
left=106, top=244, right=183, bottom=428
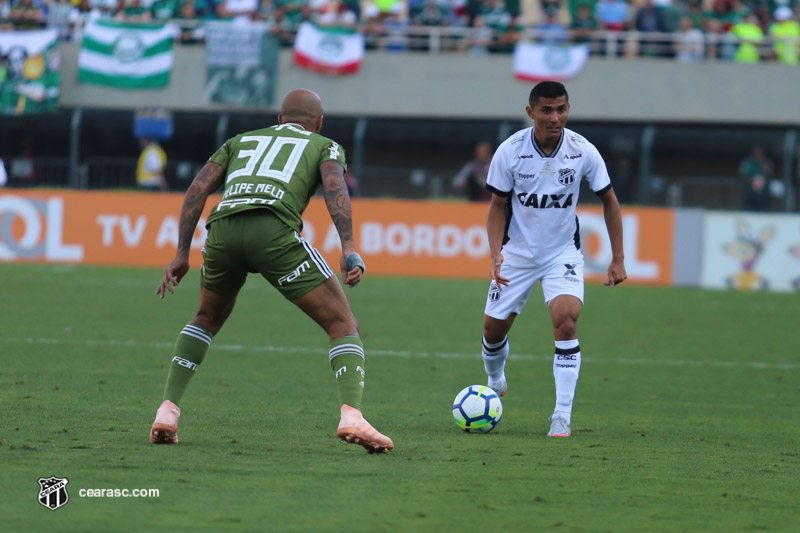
left=77, top=20, right=178, bottom=89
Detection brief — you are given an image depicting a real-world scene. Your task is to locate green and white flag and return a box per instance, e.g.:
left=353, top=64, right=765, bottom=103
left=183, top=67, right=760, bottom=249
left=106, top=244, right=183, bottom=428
left=293, top=22, right=364, bottom=75
left=513, top=43, right=589, bottom=82
left=78, top=20, right=178, bottom=89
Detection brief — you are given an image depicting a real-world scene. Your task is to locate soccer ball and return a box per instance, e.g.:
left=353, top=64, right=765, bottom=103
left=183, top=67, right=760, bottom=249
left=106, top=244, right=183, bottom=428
left=452, top=385, right=503, bottom=433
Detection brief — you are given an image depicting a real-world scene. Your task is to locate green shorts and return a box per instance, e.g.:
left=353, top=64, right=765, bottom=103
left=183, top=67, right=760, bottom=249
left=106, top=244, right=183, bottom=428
left=201, top=209, right=333, bottom=300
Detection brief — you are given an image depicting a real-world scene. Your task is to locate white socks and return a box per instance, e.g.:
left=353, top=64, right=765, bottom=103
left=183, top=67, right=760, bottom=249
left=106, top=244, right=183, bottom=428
left=482, top=336, right=509, bottom=385
left=553, top=339, right=581, bottom=424
left=483, top=336, right=581, bottom=423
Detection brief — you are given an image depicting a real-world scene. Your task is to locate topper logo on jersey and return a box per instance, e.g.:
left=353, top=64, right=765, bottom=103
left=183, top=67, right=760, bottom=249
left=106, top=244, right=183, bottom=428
left=558, top=168, right=576, bottom=185
left=518, top=154, right=534, bottom=159
left=516, top=192, right=574, bottom=209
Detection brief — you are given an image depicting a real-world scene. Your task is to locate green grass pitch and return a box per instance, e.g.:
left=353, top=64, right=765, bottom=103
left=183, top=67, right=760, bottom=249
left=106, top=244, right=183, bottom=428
left=1, top=264, right=799, bottom=532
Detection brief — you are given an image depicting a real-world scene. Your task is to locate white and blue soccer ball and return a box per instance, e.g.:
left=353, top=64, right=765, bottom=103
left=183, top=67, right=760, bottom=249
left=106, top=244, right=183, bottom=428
left=452, top=385, right=503, bottom=433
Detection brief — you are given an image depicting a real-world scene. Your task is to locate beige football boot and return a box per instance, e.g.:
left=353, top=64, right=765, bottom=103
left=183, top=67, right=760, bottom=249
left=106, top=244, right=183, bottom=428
left=336, top=404, right=394, bottom=454
left=150, top=400, right=181, bottom=444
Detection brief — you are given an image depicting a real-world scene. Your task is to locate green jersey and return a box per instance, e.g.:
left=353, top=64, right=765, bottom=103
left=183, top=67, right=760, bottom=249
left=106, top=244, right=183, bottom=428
left=206, top=123, right=347, bottom=232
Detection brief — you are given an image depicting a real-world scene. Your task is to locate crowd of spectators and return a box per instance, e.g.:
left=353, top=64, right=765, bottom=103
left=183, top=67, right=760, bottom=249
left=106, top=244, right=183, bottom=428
left=0, top=0, right=798, bottom=62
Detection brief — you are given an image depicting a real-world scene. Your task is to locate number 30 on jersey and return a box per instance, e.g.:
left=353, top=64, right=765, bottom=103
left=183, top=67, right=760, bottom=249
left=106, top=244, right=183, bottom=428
left=227, top=136, right=310, bottom=184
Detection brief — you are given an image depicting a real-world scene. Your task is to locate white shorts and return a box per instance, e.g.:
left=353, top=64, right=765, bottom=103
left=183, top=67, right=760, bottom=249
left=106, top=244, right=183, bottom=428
left=484, top=255, right=584, bottom=320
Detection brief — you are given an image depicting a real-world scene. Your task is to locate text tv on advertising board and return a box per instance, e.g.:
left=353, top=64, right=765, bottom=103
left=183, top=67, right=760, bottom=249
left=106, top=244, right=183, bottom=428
left=0, top=191, right=673, bottom=285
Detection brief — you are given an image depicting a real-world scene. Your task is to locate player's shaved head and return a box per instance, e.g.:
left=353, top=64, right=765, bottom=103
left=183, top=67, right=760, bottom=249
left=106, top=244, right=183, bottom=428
left=279, top=89, right=324, bottom=132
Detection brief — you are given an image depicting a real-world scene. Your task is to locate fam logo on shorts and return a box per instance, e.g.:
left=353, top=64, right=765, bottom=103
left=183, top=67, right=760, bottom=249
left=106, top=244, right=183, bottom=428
left=558, top=168, right=575, bottom=185
left=38, top=476, right=69, bottom=511
left=278, top=260, right=310, bottom=285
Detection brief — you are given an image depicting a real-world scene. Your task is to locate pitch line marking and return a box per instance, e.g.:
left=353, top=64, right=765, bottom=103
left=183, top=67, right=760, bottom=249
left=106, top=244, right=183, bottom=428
left=3, top=336, right=799, bottom=371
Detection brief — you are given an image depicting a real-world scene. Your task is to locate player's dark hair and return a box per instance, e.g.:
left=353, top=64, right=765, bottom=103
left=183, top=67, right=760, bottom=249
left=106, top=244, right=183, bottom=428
left=529, top=81, right=569, bottom=106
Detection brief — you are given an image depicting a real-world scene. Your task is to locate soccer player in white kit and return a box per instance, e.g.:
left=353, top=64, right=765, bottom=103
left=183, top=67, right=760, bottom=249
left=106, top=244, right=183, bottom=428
left=481, top=81, right=627, bottom=437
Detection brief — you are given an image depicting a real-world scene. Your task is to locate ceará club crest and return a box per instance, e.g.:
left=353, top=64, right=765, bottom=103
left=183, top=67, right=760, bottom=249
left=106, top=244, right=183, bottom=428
left=558, top=168, right=575, bottom=185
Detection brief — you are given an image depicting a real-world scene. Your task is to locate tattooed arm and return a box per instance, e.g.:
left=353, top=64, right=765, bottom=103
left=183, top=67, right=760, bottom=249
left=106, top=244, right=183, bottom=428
left=320, top=160, right=362, bottom=287
left=156, top=162, right=226, bottom=298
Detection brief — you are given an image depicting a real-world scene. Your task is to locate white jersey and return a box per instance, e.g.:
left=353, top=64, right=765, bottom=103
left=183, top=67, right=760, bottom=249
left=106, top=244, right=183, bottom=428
left=486, top=126, right=611, bottom=268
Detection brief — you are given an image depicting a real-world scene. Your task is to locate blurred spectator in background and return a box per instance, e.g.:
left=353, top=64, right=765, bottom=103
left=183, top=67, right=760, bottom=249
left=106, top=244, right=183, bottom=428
left=740, top=146, right=773, bottom=211
left=375, top=0, right=402, bottom=18
left=727, top=0, right=750, bottom=25
left=702, top=16, right=726, bottom=59
left=137, top=137, right=168, bottom=191
left=570, top=3, right=598, bottom=43
left=704, top=0, right=737, bottom=35
left=47, top=0, right=77, bottom=40
left=0, top=157, right=7, bottom=187
left=1, top=3, right=12, bottom=30
left=567, top=0, right=595, bottom=24
left=380, top=3, right=409, bottom=52
left=451, top=0, right=469, bottom=24
left=217, top=0, right=258, bottom=23
left=341, top=0, right=360, bottom=20
left=541, top=0, right=561, bottom=17
left=464, top=14, right=493, bottom=53
left=769, top=6, right=800, bottom=64
left=9, top=0, right=45, bottom=29
left=116, top=0, right=153, bottom=22
left=151, top=0, right=181, bottom=22
left=464, top=0, right=484, bottom=26
left=683, top=0, right=704, bottom=29
left=254, top=0, right=279, bottom=25
left=178, top=0, right=212, bottom=43
left=361, top=4, right=383, bottom=50
left=481, top=0, right=513, bottom=32
left=674, top=14, right=704, bottom=60
left=452, top=141, right=493, bottom=201
left=480, top=0, right=519, bottom=53
left=595, top=0, right=629, bottom=31
left=317, top=0, right=358, bottom=29
left=536, top=9, right=567, bottom=44
left=80, top=0, right=119, bottom=23
left=414, top=0, right=451, bottom=27
left=275, top=0, right=314, bottom=43
left=730, top=13, right=764, bottom=63
left=10, top=133, right=37, bottom=185
left=344, top=168, right=359, bottom=197
left=184, top=0, right=218, bottom=20
left=490, top=16, right=521, bottom=53
left=635, top=0, right=667, bottom=56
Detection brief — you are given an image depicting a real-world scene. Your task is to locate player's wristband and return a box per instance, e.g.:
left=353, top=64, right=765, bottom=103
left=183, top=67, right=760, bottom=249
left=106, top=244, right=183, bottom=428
left=345, top=252, right=366, bottom=273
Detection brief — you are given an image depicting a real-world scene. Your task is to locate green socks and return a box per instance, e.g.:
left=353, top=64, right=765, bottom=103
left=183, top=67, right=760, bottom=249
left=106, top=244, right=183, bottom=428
left=329, top=336, right=365, bottom=411
left=162, top=327, right=364, bottom=411
left=163, top=323, right=212, bottom=405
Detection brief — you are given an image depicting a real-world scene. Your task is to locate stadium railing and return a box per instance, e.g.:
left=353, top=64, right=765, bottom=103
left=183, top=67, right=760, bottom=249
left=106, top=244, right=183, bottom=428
left=54, top=18, right=798, bottom=62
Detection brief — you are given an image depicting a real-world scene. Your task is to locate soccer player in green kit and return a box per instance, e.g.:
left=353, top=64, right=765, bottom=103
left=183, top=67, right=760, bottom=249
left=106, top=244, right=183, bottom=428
left=150, top=89, right=393, bottom=453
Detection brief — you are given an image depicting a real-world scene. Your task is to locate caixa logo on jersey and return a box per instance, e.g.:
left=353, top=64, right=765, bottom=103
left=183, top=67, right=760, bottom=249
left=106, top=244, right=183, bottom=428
left=558, top=168, right=576, bottom=185
left=516, top=192, right=574, bottom=209
left=0, top=196, right=83, bottom=262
